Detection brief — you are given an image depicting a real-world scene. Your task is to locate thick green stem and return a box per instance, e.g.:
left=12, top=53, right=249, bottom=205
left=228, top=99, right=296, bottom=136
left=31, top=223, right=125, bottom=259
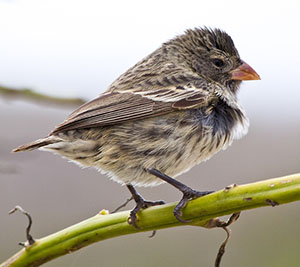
left=2, top=173, right=300, bottom=267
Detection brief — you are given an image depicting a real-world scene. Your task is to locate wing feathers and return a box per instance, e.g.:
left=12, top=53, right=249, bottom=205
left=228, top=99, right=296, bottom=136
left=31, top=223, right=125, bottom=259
left=51, top=84, right=211, bottom=135
left=51, top=92, right=174, bottom=134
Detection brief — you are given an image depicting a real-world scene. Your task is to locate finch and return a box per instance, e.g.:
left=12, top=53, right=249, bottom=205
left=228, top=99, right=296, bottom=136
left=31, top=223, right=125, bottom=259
left=13, top=27, right=260, bottom=227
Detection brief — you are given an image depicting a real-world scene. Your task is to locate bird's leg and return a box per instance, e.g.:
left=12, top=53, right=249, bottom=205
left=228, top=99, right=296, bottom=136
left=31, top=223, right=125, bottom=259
left=148, top=168, right=214, bottom=223
left=126, top=184, right=165, bottom=228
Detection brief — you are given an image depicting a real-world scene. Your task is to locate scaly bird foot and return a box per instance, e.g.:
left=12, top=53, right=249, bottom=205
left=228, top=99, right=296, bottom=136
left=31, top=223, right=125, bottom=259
left=126, top=184, right=165, bottom=228
left=148, top=168, right=214, bottom=223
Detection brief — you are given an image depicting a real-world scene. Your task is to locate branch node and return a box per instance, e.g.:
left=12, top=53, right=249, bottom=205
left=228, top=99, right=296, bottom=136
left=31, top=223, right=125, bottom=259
left=266, top=199, right=279, bottom=207
left=224, top=183, right=238, bottom=192
left=98, top=209, right=110, bottom=215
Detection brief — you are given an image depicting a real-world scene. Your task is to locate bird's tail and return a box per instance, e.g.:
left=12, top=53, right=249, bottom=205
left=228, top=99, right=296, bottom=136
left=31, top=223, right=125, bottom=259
left=12, top=136, right=61, bottom=152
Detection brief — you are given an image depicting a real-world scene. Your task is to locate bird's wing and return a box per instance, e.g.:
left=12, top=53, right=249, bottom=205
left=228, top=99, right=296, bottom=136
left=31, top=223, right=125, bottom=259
left=51, top=84, right=210, bottom=135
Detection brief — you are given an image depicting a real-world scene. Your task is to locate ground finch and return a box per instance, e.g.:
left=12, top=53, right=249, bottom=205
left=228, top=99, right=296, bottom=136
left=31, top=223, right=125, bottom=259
left=14, top=27, right=260, bottom=226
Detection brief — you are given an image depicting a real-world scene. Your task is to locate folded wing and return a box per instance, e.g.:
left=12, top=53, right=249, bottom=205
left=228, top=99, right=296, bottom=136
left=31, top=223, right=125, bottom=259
left=51, top=84, right=210, bottom=135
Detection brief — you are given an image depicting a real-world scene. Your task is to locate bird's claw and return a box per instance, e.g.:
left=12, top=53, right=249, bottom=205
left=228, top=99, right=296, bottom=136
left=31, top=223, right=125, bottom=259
left=128, top=198, right=165, bottom=229
left=147, top=168, right=214, bottom=223
left=174, top=189, right=214, bottom=223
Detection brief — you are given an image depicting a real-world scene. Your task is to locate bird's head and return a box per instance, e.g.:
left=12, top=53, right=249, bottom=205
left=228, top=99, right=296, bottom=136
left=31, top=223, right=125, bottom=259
left=164, top=27, right=260, bottom=93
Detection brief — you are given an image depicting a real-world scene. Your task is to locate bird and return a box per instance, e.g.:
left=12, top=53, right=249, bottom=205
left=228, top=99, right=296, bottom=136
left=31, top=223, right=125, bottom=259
left=13, top=27, right=260, bottom=227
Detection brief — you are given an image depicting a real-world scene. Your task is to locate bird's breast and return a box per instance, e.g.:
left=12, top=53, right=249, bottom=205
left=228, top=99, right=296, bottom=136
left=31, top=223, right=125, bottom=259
left=162, top=102, right=249, bottom=177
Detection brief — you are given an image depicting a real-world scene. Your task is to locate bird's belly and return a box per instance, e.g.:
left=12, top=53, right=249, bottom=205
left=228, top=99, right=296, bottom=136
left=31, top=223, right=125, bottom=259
left=49, top=107, right=248, bottom=187
left=95, top=123, right=227, bottom=186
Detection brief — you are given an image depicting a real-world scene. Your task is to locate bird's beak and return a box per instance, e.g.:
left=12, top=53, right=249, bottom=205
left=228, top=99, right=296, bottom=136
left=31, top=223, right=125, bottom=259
left=231, top=61, right=260, bottom=81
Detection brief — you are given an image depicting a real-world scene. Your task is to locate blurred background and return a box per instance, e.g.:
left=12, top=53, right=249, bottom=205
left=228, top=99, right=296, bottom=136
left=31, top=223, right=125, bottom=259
left=0, top=0, right=299, bottom=266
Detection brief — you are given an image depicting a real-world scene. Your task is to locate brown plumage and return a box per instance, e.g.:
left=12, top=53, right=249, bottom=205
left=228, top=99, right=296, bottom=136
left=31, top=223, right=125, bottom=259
left=14, top=27, right=260, bottom=224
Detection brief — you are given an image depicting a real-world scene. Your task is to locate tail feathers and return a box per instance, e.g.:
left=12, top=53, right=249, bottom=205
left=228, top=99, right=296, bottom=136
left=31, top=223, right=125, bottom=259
left=13, top=136, right=61, bottom=152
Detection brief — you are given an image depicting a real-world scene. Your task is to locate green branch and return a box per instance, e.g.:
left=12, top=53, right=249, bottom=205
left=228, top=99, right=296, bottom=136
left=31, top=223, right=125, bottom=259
left=2, top=173, right=300, bottom=267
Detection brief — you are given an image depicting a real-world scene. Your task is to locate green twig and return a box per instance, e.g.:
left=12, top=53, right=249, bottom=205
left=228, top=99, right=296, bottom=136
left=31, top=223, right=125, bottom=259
left=1, top=173, right=300, bottom=267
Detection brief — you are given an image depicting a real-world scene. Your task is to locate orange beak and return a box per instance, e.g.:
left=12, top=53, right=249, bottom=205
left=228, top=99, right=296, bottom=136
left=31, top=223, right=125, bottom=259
left=231, top=61, right=260, bottom=81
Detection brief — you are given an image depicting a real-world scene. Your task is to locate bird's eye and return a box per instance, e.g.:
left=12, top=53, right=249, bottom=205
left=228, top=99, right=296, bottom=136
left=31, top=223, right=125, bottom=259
left=212, top=58, right=225, bottom=68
